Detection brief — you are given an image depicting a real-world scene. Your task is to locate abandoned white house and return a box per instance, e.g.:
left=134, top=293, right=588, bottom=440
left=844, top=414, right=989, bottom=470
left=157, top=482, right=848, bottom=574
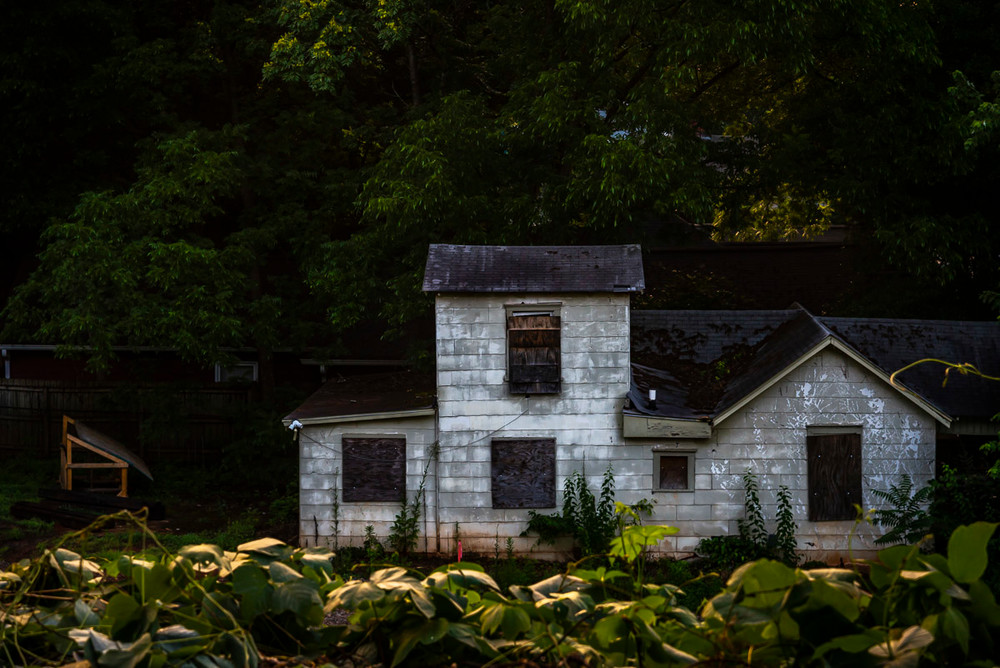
left=286, top=244, right=1000, bottom=560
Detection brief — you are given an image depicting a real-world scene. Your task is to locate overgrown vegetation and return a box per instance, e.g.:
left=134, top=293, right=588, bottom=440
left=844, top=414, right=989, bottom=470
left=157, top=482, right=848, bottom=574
left=3, top=511, right=999, bottom=666
left=524, top=466, right=617, bottom=555
left=928, top=466, right=1000, bottom=593
left=388, top=444, right=437, bottom=557
left=697, top=469, right=799, bottom=571
left=872, top=473, right=933, bottom=546
left=524, top=465, right=653, bottom=557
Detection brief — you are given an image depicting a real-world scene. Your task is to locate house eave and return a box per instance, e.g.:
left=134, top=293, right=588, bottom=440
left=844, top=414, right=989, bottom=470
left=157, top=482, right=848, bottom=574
left=711, top=337, right=953, bottom=429
left=282, top=407, right=436, bottom=428
left=623, top=413, right=712, bottom=439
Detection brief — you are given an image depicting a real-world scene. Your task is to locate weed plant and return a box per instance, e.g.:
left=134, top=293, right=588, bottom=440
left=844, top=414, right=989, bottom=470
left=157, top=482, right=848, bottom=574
left=872, top=473, right=932, bottom=545
left=524, top=465, right=619, bottom=556
left=697, top=469, right=800, bottom=572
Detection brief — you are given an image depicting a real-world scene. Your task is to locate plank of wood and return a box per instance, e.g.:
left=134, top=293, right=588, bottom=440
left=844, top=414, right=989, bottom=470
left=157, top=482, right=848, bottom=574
left=491, top=438, right=556, bottom=509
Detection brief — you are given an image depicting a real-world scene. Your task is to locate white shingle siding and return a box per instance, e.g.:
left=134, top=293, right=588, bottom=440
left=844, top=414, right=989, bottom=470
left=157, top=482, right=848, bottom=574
left=628, top=348, right=935, bottom=561
left=431, top=292, right=632, bottom=556
left=298, top=416, right=437, bottom=551
left=301, top=292, right=936, bottom=561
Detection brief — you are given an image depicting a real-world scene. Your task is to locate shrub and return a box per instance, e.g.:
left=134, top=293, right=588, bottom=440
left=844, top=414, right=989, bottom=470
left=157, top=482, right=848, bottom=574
left=929, top=465, right=1000, bottom=591
left=871, top=473, right=932, bottom=545
left=524, top=465, right=618, bottom=556
left=698, top=470, right=799, bottom=571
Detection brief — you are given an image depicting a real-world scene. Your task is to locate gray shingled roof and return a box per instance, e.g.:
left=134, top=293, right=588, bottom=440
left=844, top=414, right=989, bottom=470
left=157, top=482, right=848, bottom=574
left=630, top=308, right=1000, bottom=422
left=284, top=371, right=435, bottom=423
left=422, top=244, right=645, bottom=293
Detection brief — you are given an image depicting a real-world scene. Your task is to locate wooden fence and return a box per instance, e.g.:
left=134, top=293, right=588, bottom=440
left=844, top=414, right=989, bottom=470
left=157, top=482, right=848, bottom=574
left=0, top=380, right=252, bottom=463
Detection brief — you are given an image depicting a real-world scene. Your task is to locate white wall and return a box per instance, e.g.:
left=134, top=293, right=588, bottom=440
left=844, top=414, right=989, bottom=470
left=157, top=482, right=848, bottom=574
left=626, top=347, right=937, bottom=561
left=298, top=415, right=437, bottom=550
left=300, top=319, right=937, bottom=562
left=434, top=292, right=632, bottom=556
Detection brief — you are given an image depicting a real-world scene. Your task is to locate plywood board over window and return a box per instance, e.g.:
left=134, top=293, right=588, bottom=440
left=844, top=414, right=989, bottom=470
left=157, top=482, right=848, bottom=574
left=807, top=432, right=862, bottom=521
left=491, top=438, right=556, bottom=508
left=655, top=451, right=695, bottom=491
left=342, top=437, right=406, bottom=502
left=508, top=313, right=560, bottom=394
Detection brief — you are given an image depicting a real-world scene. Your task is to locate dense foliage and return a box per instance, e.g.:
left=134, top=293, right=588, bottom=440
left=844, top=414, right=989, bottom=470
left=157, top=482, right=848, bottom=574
left=3, top=514, right=1000, bottom=666
left=697, top=470, right=799, bottom=570
left=525, top=465, right=621, bottom=556
left=4, top=0, right=1000, bottom=368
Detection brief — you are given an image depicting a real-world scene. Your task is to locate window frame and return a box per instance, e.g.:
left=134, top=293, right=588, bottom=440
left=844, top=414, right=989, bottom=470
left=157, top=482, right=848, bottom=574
left=214, top=361, right=258, bottom=383
left=806, top=426, right=862, bottom=522
left=491, top=437, right=557, bottom=509
left=341, top=435, right=406, bottom=503
left=653, top=448, right=696, bottom=492
left=505, top=303, right=561, bottom=396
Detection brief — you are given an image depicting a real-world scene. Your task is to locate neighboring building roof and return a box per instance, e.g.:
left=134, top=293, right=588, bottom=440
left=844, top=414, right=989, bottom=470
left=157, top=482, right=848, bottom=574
left=283, top=371, right=435, bottom=426
left=823, top=318, right=1000, bottom=420
left=422, top=244, right=645, bottom=293
left=629, top=307, right=1000, bottom=424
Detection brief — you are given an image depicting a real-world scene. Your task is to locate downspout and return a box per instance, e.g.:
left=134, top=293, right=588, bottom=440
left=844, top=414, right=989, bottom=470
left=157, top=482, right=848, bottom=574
left=433, top=395, right=441, bottom=554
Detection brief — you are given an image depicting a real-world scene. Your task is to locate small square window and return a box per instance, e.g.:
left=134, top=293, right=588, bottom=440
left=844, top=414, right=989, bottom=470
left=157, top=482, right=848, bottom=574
left=655, top=451, right=695, bottom=491
left=342, top=436, right=406, bottom=502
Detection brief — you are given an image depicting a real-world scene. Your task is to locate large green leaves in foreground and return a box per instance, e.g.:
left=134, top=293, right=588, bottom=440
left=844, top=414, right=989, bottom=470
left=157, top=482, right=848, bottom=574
left=3, top=518, right=1000, bottom=666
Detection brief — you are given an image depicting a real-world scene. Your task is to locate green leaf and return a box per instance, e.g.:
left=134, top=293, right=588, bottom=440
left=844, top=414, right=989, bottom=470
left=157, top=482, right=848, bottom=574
left=272, top=579, right=323, bottom=625
left=812, top=630, right=883, bottom=659
left=50, top=548, right=103, bottom=586
left=268, top=561, right=303, bottom=583
left=948, top=522, right=998, bottom=583
left=501, top=606, right=531, bottom=639
left=237, top=538, right=293, bottom=565
left=95, top=632, right=153, bottom=668
left=868, top=625, right=934, bottom=659
left=179, top=544, right=226, bottom=570
left=133, top=563, right=176, bottom=604
left=390, top=627, right=424, bottom=668
left=74, top=599, right=101, bottom=627
left=327, top=580, right=386, bottom=611
left=424, top=567, right=499, bottom=592
left=153, top=625, right=204, bottom=656
left=592, top=614, right=627, bottom=646
left=298, top=549, right=335, bottom=577
left=939, top=607, right=970, bottom=654
left=609, top=525, right=678, bottom=562
left=232, top=565, right=273, bottom=620
left=105, top=593, right=142, bottom=636
left=527, top=573, right=590, bottom=601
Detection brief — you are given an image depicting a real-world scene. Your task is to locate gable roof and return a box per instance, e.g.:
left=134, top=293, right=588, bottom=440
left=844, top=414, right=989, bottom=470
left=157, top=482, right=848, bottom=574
left=422, top=244, right=645, bottom=293
left=629, top=308, right=1000, bottom=426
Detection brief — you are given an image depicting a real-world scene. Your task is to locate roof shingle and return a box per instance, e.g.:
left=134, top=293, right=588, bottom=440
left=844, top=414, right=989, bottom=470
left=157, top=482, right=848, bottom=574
left=422, top=244, right=645, bottom=293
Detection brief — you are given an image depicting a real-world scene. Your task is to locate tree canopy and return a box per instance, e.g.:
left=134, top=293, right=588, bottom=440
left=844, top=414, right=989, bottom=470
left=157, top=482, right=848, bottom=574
left=3, top=0, right=999, bottom=373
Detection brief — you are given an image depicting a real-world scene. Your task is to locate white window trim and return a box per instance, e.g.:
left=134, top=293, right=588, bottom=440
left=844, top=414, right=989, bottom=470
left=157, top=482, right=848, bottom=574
left=214, top=361, right=259, bottom=383
left=503, top=301, right=562, bottom=390
left=653, top=448, right=696, bottom=492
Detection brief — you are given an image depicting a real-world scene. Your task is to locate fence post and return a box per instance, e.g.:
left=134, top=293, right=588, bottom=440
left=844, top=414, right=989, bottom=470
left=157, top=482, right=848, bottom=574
left=43, top=387, right=51, bottom=456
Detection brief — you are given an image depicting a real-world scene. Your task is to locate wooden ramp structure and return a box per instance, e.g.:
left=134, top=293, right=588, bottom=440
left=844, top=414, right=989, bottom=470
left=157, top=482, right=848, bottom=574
left=60, top=416, right=153, bottom=497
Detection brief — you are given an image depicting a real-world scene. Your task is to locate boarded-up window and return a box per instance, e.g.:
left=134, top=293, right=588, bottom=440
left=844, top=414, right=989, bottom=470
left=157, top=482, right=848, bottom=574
left=807, top=433, right=862, bottom=521
left=656, top=453, right=694, bottom=491
left=491, top=438, right=556, bottom=508
left=508, top=313, right=560, bottom=394
left=342, top=437, right=405, bottom=502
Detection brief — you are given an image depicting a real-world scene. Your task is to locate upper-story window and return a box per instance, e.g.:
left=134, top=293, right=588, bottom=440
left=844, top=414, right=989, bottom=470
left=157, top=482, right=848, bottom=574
left=506, top=306, right=561, bottom=395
